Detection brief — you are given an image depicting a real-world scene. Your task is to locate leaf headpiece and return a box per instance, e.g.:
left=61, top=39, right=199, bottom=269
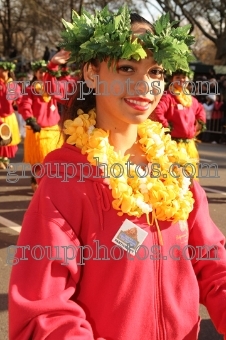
left=170, top=68, right=194, bottom=79
left=31, top=60, right=47, bottom=72
left=60, top=5, right=195, bottom=74
left=0, top=61, right=16, bottom=72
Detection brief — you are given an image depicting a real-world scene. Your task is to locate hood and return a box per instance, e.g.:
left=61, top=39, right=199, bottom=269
left=40, top=143, right=108, bottom=185
left=39, top=143, right=111, bottom=231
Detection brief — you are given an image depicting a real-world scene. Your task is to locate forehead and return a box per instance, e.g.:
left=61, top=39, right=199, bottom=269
left=130, top=22, right=154, bottom=60
left=131, top=22, right=152, bottom=34
left=173, top=73, right=188, bottom=78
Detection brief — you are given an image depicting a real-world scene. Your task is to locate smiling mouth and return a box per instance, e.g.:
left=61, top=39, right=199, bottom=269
left=124, top=98, right=152, bottom=110
left=125, top=98, right=151, bottom=106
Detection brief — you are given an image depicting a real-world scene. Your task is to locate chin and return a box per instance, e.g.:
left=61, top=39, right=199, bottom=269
left=126, top=115, right=150, bottom=125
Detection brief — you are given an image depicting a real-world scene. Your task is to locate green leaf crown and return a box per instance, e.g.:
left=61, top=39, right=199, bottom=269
left=0, top=61, right=16, bottom=72
left=60, top=5, right=195, bottom=74
left=31, top=60, right=47, bottom=72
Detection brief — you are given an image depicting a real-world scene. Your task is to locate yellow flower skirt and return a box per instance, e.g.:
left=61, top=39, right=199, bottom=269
left=24, top=125, right=64, bottom=165
left=176, top=139, right=199, bottom=180
left=1, top=113, right=21, bottom=145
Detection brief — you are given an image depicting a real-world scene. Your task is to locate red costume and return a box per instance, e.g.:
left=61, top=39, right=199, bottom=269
left=0, top=78, right=20, bottom=158
left=9, top=144, right=226, bottom=340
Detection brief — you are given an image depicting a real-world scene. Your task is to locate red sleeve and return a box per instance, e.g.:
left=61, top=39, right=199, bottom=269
left=17, top=86, right=34, bottom=120
left=188, top=181, right=226, bottom=336
left=44, top=62, right=77, bottom=105
left=5, top=80, right=21, bottom=103
left=152, top=94, right=171, bottom=127
left=194, top=99, right=206, bottom=123
left=8, top=181, right=98, bottom=339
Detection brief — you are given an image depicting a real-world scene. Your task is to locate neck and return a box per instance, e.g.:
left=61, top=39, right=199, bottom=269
left=0, top=75, right=8, bottom=82
left=95, top=114, right=138, bottom=155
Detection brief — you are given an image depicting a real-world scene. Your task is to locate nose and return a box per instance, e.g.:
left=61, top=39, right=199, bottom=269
left=133, top=73, right=162, bottom=98
left=134, top=78, right=150, bottom=96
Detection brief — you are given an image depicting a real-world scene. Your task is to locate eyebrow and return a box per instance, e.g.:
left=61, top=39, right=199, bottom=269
left=119, top=59, right=164, bottom=69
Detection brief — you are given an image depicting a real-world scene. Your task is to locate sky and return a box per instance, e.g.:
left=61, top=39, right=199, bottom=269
left=137, top=0, right=162, bottom=21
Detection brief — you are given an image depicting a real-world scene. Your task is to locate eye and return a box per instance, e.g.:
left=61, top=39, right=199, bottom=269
left=148, top=68, right=165, bottom=79
left=117, top=66, right=134, bottom=73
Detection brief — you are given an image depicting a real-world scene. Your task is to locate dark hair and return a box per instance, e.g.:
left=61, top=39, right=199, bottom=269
left=60, top=59, right=98, bottom=130
left=9, top=71, right=15, bottom=81
left=130, top=13, right=153, bottom=29
left=171, top=70, right=189, bottom=77
left=31, top=75, right=38, bottom=83
left=60, top=13, right=153, bottom=133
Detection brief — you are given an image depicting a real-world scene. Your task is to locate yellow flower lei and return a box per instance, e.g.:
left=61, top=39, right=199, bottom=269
left=64, top=109, right=194, bottom=243
left=0, top=77, right=13, bottom=84
left=170, top=83, right=192, bottom=107
left=34, top=82, right=51, bottom=103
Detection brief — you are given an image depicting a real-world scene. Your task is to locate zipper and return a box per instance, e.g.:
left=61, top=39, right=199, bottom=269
left=153, top=223, right=166, bottom=340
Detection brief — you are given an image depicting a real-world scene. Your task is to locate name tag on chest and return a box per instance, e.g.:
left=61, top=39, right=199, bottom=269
left=177, top=103, right=184, bottom=110
left=112, top=219, right=148, bottom=256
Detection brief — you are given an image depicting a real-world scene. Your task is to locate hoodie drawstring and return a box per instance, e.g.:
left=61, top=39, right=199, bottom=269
left=93, top=182, right=111, bottom=230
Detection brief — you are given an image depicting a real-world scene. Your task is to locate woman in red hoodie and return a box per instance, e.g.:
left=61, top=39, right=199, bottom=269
left=9, top=5, right=226, bottom=340
left=18, top=60, right=64, bottom=190
left=153, top=70, right=206, bottom=178
left=0, top=61, right=20, bottom=169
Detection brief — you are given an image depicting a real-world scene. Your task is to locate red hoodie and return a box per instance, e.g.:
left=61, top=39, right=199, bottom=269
left=18, top=84, right=60, bottom=128
left=153, top=90, right=206, bottom=139
left=9, top=143, right=226, bottom=340
left=44, top=61, right=78, bottom=105
left=0, top=78, right=21, bottom=117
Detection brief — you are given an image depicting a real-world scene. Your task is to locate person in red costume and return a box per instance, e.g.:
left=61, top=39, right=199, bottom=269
left=9, top=6, right=226, bottom=340
left=44, top=50, right=79, bottom=111
left=18, top=60, right=64, bottom=191
left=153, top=69, right=206, bottom=179
left=0, top=61, right=20, bottom=169
left=210, top=94, right=225, bottom=143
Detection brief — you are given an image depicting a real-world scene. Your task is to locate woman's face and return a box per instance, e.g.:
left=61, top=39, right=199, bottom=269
left=87, top=23, right=165, bottom=127
left=35, top=68, right=45, bottom=81
left=172, top=73, right=189, bottom=88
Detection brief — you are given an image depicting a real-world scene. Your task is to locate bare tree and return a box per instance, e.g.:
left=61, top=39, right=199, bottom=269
left=0, top=0, right=24, bottom=57
left=5, top=0, right=225, bottom=65
left=145, top=0, right=226, bottom=64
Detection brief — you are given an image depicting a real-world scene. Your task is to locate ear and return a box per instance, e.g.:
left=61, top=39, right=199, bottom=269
left=83, top=63, right=98, bottom=89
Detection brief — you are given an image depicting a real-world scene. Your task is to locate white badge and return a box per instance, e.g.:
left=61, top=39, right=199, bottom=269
left=112, top=219, right=148, bottom=256
left=179, top=220, right=188, bottom=232
left=177, top=103, right=184, bottom=110
left=50, top=104, right=56, bottom=111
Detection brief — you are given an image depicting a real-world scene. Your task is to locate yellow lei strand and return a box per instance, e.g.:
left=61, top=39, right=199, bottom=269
left=170, top=83, right=192, bottom=107
left=0, top=77, right=13, bottom=84
left=64, top=109, right=194, bottom=226
left=34, top=82, right=51, bottom=103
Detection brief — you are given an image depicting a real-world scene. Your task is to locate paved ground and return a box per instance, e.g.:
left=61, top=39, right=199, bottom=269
left=0, top=142, right=225, bottom=339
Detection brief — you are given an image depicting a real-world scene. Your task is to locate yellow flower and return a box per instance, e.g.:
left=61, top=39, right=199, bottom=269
left=65, top=110, right=194, bottom=226
left=121, top=194, right=134, bottom=213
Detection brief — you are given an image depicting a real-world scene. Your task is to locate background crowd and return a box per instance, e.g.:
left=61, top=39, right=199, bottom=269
left=0, top=46, right=225, bottom=181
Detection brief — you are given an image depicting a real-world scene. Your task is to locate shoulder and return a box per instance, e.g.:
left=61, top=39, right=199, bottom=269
left=43, top=143, right=84, bottom=164
left=22, top=85, right=33, bottom=96
left=31, top=145, right=87, bottom=225
left=38, top=144, right=89, bottom=191
left=188, top=180, right=208, bottom=226
left=158, top=91, right=175, bottom=106
left=191, top=95, right=198, bottom=103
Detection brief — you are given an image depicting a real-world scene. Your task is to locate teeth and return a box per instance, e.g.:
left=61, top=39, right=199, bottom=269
left=126, top=99, right=149, bottom=106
